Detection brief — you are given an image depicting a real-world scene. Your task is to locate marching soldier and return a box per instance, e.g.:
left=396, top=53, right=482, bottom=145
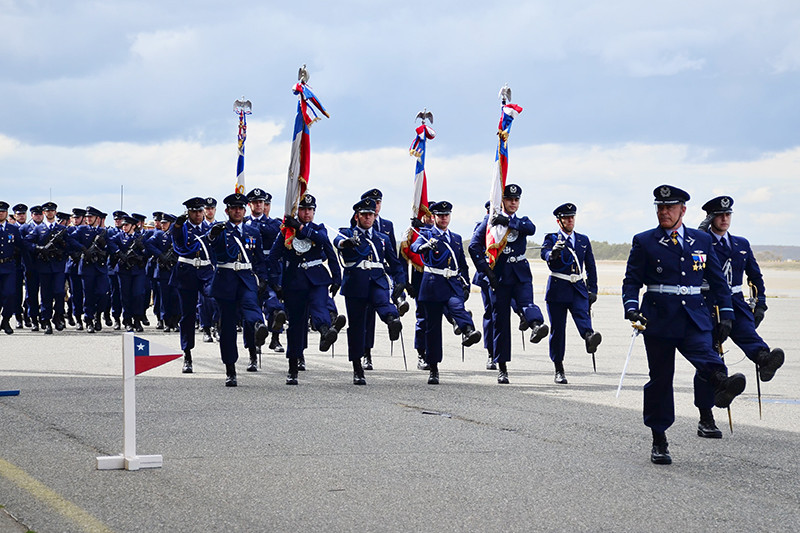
left=19, top=205, right=43, bottom=330
left=24, top=201, right=69, bottom=334
left=108, top=215, right=149, bottom=332
left=149, top=212, right=164, bottom=329
left=206, top=193, right=270, bottom=386
left=66, top=208, right=87, bottom=329
left=540, top=203, right=602, bottom=384
left=622, top=185, right=747, bottom=465
left=469, top=184, right=548, bottom=384
left=334, top=198, right=404, bottom=385
left=10, top=204, right=27, bottom=328
left=0, top=202, right=23, bottom=334
left=72, top=206, right=110, bottom=333
left=244, top=188, right=286, bottom=352
left=268, top=194, right=343, bottom=384
left=170, top=198, right=215, bottom=373
left=410, top=201, right=481, bottom=384
left=107, top=211, right=127, bottom=330
left=358, top=188, right=408, bottom=370
left=145, top=213, right=180, bottom=332
left=203, top=197, right=219, bottom=226
left=692, top=195, right=785, bottom=438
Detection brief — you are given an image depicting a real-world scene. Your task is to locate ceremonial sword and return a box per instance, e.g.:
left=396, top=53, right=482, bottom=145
left=616, top=320, right=646, bottom=398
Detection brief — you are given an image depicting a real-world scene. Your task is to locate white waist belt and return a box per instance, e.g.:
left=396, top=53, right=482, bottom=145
left=424, top=266, right=460, bottom=278
left=730, top=285, right=743, bottom=294
left=647, top=284, right=702, bottom=295
left=178, top=256, right=211, bottom=267
left=217, top=261, right=252, bottom=271
left=300, top=259, right=324, bottom=270
left=550, top=272, right=586, bottom=283
left=343, top=260, right=384, bottom=270
left=506, top=254, right=527, bottom=263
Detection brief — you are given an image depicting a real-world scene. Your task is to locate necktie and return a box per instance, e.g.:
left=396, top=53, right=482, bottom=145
left=670, top=230, right=679, bottom=246
left=719, top=238, right=728, bottom=252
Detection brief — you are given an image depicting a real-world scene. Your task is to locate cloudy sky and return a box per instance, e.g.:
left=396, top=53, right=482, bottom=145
left=2, top=0, right=799, bottom=245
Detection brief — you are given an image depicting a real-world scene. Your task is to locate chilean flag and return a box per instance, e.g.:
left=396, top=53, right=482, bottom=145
left=401, top=123, right=435, bottom=271
left=485, top=102, right=523, bottom=267
left=132, top=336, right=182, bottom=375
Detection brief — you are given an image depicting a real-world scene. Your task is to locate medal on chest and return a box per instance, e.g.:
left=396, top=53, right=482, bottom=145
left=691, top=251, right=707, bottom=271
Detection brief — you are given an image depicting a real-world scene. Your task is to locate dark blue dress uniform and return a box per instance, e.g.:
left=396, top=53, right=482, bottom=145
left=334, top=198, right=404, bottom=384
left=19, top=207, right=42, bottom=327
left=145, top=215, right=180, bottom=330
left=71, top=207, right=110, bottom=330
left=540, top=203, right=601, bottom=381
left=410, top=201, right=480, bottom=380
left=0, top=202, right=23, bottom=333
left=107, top=211, right=128, bottom=326
left=269, top=194, right=342, bottom=381
left=695, top=196, right=784, bottom=407
left=23, top=203, right=69, bottom=331
left=65, top=208, right=87, bottom=326
left=107, top=217, right=149, bottom=330
left=207, top=193, right=270, bottom=383
left=622, top=185, right=747, bottom=464
left=469, top=185, right=545, bottom=373
left=244, top=188, right=286, bottom=336
left=169, top=198, right=216, bottom=363
left=10, top=204, right=27, bottom=326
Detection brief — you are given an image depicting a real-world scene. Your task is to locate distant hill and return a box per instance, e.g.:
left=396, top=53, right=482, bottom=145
left=751, top=245, right=800, bottom=262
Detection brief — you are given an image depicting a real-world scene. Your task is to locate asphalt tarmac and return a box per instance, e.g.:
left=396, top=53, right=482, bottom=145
left=1, top=289, right=798, bottom=532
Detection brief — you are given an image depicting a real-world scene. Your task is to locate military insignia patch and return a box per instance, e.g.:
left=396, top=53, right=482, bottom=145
left=660, top=186, right=671, bottom=198
left=721, top=197, right=730, bottom=208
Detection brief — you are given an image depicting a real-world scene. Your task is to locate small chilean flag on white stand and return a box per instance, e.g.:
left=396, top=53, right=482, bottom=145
left=96, top=333, right=182, bottom=471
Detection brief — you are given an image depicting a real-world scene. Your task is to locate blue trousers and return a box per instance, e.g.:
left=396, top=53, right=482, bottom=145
left=643, top=330, right=727, bottom=432
left=24, top=270, right=40, bottom=320
left=0, top=272, right=15, bottom=320
left=110, top=273, right=123, bottom=318
left=38, top=271, right=66, bottom=321
left=118, top=270, right=146, bottom=320
left=67, top=272, right=84, bottom=319
left=344, top=284, right=399, bottom=362
left=217, top=282, right=263, bottom=365
left=546, top=299, right=592, bottom=363
left=490, top=282, right=544, bottom=363
left=81, top=268, right=109, bottom=319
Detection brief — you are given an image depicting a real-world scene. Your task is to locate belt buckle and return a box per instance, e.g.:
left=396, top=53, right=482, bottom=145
left=570, top=274, right=580, bottom=283
left=300, top=262, right=308, bottom=270
left=193, top=257, right=202, bottom=267
left=233, top=262, right=242, bottom=271
left=678, top=286, right=689, bottom=295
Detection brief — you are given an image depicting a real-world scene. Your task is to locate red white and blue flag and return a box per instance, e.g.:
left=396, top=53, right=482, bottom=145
left=401, top=123, right=435, bottom=271
left=283, top=78, right=329, bottom=248
left=132, top=336, right=182, bottom=375
left=485, top=101, right=523, bottom=268
left=234, top=99, right=252, bottom=194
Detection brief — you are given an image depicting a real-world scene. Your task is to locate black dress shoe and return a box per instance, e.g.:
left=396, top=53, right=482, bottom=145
left=332, top=314, right=347, bottom=331
left=67, top=314, right=75, bottom=327
left=353, top=372, right=366, bottom=385
left=225, top=374, right=237, bottom=387
left=697, top=418, right=722, bottom=439
left=30, top=320, right=39, bottom=331
left=225, top=364, right=237, bottom=386
left=554, top=371, right=568, bottom=384
left=86, top=321, right=95, bottom=333
left=461, top=327, right=482, bottom=347
left=713, top=372, right=746, bottom=408
left=428, top=366, right=439, bottom=385
left=254, top=322, right=269, bottom=347
left=24, top=317, right=32, bottom=328
left=319, top=327, right=338, bottom=352
left=134, top=318, right=144, bottom=333
left=202, top=328, right=213, bottom=342
left=269, top=332, right=284, bottom=353
left=286, top=372, right=298, bottom=385
left=757, top=348, right=784, bottom=382
left=14, top=318, right=22, bottom=329
left=54, top=318, right=65, bottom=331
left=497, top=370, right=509, bottom=384
left=246, top=360, right=258, bottom=372
left=43, top=321, right=53, bottom=335
left=486, top=358, right=497, bottom=371
left=104, top=311, right=113, bottom=327
left=182, top=359, right=193, bottom=374
left=418, top=356, right=430, bottom=371
left=362, top=352, right=373, bottom=371
left=651, top=442, right=672, bottom=465
left=584, top=331, right=602, bottom=353
left=529, top=323, right=549, bottom=343
left=1, top=319, right=13, bottom=335
left=387, top=318, right=402, bottom=341
left=140, top=316, right=150, bottom=326
left=75, top=318, right=83, bottom=331
left=94, top=315, right=102, bottom=332
left=156, top=319, right=164, bottom=330
left=113, top=318, right=121, bottom=330
left=271, top=310, right=287, bottom=332
left=396, top=296, right=410, bottom=317
left=298, top=356, right=306, bottom=371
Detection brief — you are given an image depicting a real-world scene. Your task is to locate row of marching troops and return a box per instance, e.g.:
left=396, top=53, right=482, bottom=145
left=0, top=183, right=785, bottom=461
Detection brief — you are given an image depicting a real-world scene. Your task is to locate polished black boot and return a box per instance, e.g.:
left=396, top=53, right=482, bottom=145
left=461, top=326, right=481, bottom=347
left=103, top=309, right=112, bottom=327
left=529, top=322, right=549, bottom=343
left=362, top=349, right=373, bottom=371
left=24, top=316, right=32, bottom=329
left=318, top=324, right=338, bottom=352
left=66, top=313, right=75, bottom=327
left=387, top=317, right=402, bottom=341
left=54, top=315, right=65, bottom=331
left=113, top=316, right=121, bottom=330
left=697, top=408, right=722, bottom=439
left=297, top=355, right=306, bottom=371
left=156, top=319, right=164, bottom=330
left=712, top=372, right=746, bottom=408
left=94, top=312, right=103, bottom=332
left=271, top=309, right=287, bottom=332
left=75, top=316, right=83, bottom=331
left=85, top=316, right=95, bottom=333
left=225, top=364, right=237, bottom=387
left=756, top=348, right=784, bottom=382
left=140, top=314, right=150, bottom=326
left=133, top=316, right=144, bottom=333
left=417, top=349, right=430, bottom=371
left=182, top=350, right=193, bottom=374
left=331, top=313, right=347, bottom=332
left=286, top=358, right=299, bottom=385
left=1, top=318, right=13, bottom=335
left=269, top=331, right=284, bottom=353
left=497, top=361, right=509, bottom=384
left=247, top=348, right=258, bottom=372
left=651, top=431, right=672, bottom=465
left=427, top=362, right=439, bottom=385
left=486, top=351, right=496, bottom=371
left=30, top=318, right=39, bottom=331
left=202, top=327, right=213, bottom=342
left=584, top=330, right=602, bottom=353
left=43, top=320, right=53, bottom=335
left=554, top=361, right=568, bottom=384
left=352, top=360, right=366, bottom=385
